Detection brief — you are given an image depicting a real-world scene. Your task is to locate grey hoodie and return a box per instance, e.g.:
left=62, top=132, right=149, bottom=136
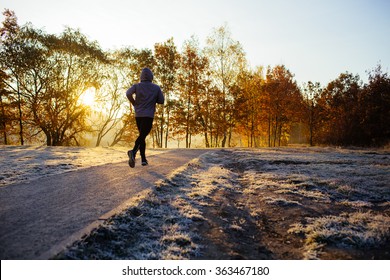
left=126, top=68, right=164, bottom=118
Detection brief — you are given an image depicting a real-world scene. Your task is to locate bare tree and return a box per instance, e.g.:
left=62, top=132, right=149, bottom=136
left=204, top=24, right=246, bottom=147
left=91, top=49, right=147, bottom=147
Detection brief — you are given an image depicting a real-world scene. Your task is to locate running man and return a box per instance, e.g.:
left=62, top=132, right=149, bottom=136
left=126, top=67, right=164, bottom=168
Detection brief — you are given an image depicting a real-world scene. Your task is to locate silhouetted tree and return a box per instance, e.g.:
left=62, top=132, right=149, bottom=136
left=360, top=65, right=390, bottom=146
left=0, top=68, right=11, bottom=144
left=302, top=81, right=322, bottom=146
left=154, top=38, right=179, bottom=148
left=0, top=9, right=24, bottom=144
left=319, top=72, right=362, bottom=145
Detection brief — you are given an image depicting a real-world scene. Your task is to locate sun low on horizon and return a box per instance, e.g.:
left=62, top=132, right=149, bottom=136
left=79, top=87, right=97, bottom=109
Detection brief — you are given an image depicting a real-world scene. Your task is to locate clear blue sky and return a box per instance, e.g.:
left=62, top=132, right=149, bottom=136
left=1, top=0, right=389, bottom=85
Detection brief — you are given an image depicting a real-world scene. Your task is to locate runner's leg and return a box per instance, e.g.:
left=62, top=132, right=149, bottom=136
left=132, top=118, right=143, bottom=157
left=133, top=117, right=153, bottom=161
left=139, top=118, right=153, bottom=161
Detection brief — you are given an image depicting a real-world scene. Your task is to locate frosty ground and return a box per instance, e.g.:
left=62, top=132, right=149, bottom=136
left=1, top=145, right=389, bottom=259
left=0, top=145, right=164, bottom=187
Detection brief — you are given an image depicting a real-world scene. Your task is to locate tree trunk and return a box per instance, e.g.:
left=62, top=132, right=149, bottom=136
left=159, top=118, right=163, bottom=148
left=273, top=116, right=278, bottom=147
left=221, top=133, right=227, bottom=147
left=204, top=131, right=209, bottom=148
left=268, top=112, right=271, bottom=147
left=44, top=130, right=52, bottom=146
left=17, top=91, right=24, bottom=145
left=165, top=113, right=169, bottom=148
left=309, top=102, right=314, bottom=146
left=0, top=95, right=7, bottom=145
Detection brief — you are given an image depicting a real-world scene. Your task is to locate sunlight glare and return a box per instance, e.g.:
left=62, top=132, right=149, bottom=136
left=80, top=87, right=96, bottom=108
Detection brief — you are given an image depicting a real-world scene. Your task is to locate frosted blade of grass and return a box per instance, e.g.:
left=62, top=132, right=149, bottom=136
left=288, top=212, right=390, bottom=259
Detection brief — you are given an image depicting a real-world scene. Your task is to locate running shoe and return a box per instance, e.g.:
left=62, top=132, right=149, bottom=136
left=128, top=150, right=135, bottom=168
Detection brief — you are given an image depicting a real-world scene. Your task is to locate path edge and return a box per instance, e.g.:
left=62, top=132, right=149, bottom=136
left=37, top=149, right=210, bottom=260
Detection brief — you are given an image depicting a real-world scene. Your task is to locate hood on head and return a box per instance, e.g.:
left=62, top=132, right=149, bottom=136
left=140, top=67, right=153, bottom=82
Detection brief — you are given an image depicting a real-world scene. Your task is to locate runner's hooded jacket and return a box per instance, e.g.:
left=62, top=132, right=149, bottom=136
left=126, top=68, right=164, bottom=118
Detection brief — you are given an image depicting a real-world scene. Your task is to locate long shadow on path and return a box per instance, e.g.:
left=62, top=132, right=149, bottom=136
left=0, top=149, right=208, bottom=259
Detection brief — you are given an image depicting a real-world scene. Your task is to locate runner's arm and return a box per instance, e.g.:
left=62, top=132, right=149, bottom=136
left=126, top=85, right=136, bottom=106
left=156, top=87, right=164, bottom=104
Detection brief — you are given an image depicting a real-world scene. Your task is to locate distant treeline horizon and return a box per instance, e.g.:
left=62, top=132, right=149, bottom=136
left=1, top=9, right=389, bottom=148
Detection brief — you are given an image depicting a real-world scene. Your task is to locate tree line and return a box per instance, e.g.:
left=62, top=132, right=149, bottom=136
left=1, top=10, right=389, bottom=147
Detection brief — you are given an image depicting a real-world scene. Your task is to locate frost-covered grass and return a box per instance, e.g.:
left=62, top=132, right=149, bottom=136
left=55, top=146, right=390, bottom=259
left=231, top=147, right=390, bottom=259
left=288, top=212, right=390, bottom=259
left=56, top=157, right=211, bottom=260
left=56, top=151, right=245, bottom=260
left=237, top=147, right=390, bottom=205
left=264, top=196, right=302, bottom=207
left=0, top=145, right=163, bottom=186
left=5, top=145, right=387, bottom=259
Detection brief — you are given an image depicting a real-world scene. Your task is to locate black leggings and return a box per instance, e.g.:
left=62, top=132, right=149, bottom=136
left=132, top=117, right=153, bottom=160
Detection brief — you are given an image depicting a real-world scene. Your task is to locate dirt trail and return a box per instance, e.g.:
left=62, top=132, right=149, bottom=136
left=0, top=149, right=208, bottom=259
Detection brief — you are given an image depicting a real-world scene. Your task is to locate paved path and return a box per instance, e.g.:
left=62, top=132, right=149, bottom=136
left=0, top=149, right=208, bottom=259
